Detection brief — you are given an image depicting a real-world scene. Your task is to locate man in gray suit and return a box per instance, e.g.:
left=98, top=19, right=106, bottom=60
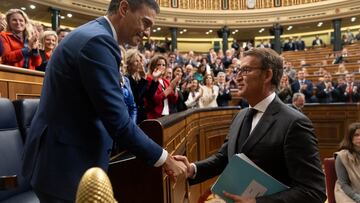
left=176, top=48, right=326, bottom=203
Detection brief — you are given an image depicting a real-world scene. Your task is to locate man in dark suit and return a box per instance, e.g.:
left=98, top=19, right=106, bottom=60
left=290, top=92, right=305, bottom=112
left=291, top=70, right=314, bottom=103
left=176, top=48, right=326, bottom=203
left=22, top=0, right=186, bottom=202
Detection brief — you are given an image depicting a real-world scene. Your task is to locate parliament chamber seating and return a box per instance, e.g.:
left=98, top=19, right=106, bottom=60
left=324, top=157, right=337, bottom=203
left=13, top=99, right=40, bottom=143
left=0, top=98, right=39, bottom=203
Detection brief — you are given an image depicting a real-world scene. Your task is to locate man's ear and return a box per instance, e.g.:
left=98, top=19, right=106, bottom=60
left=118, top=0, right=129, bottom=17
left=263, top=69, right=273, bottom=84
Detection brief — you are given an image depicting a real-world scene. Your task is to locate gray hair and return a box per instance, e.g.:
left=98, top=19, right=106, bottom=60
left=292, top=92, right=305, bottom=102
left=107, top=0, right=160, bottom=15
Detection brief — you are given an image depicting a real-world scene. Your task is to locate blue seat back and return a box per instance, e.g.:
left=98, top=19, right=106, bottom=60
left=0, top=98, right=31, bottom=201
left=13, top=99, right=40, bottom=143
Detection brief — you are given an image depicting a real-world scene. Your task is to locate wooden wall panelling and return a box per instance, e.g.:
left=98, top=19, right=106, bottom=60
left=0, top=81, right=8, bottom=98
left=303, top=104, right=360, bottom=160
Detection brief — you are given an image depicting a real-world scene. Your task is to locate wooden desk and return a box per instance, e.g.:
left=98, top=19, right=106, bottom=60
left=0, top=64, right=44, bottom=100
left=108, top=107, right=240, bottom=203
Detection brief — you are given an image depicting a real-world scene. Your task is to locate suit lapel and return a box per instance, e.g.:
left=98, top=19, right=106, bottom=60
left=240, top=97, right=282, bottom=153
left=228, top=109, right=247, bottom=157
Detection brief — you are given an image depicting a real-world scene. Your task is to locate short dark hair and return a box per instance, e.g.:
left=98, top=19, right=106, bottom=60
left=107, top=0, right=160, bottom=15
left=56, top=28, right=71, bottom=35
left=243, top=48, right=283, bottom=89
left=340, top=122, right=360, bottom=153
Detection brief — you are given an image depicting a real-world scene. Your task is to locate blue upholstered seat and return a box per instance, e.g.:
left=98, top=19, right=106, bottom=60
left=0, top=98, right=39, bottom=203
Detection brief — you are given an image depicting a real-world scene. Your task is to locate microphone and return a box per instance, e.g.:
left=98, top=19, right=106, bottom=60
left=76, top=167, right=118, bottom=203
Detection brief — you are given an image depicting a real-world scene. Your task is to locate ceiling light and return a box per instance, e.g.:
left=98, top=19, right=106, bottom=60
left=317, top=22, right=323, bottom=27
left=29, top=5, right=36, bottom=9
left=206, top=32, right=209, bottom=35
left=152, top=29, right=156, bottom=32
left=287, top=26, right=293, bottom=30
left=180, top=31, right=183, bottom=34
left=183, top=29, right=187, bottom=32
left=157, top=27, right=161, bottom=31
left=60, top=15, right=65, bottom=19
left=209, top=29, right=213, bottom=33
left=235, top=29, right=239, bottom=32
left=232, top=31, right=236, bottom=34
left=259, top=28, right=264, bottom=33
left=20, top=7, right=26, bottom=10
left=67, top=13, right=73, bottom=18
left=351, top=17, right=356, bottom=22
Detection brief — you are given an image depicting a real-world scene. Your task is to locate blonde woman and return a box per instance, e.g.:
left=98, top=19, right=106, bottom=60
left=125, top=48, right=158, bottom=124
left=199, top=74, right=219, bottom=108
left=36, top=31, right=58, bottom=71
left=0, top=9, right=40, bottom=70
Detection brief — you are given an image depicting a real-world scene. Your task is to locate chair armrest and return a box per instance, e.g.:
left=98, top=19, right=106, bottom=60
left=0, top=175, right=18, bottom=190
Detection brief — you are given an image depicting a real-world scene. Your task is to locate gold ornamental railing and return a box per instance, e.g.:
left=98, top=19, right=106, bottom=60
left=156, top=0, right=325, bottom=10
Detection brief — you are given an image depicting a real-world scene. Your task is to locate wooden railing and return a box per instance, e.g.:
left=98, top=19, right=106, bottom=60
left=0, top=64, right=44, bottom=100
left=108, top=107, right=240, bottom=203
left=157, top=0, right=324, bottom=10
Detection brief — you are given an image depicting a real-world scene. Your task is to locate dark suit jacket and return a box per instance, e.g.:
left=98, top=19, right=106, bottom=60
left=190, top=96, right=326, bottom=203
left=291, top=80, right=314, bottom=103
left=22, top=17, right=164, bottom=201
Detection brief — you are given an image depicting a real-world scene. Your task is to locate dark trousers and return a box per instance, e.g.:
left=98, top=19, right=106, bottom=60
left=35, top=189, right=73, bottom=203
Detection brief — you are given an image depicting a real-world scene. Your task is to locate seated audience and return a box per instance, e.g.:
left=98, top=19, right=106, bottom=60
left=335, top=63, right=349, bottom=75
left=356, top=28, right=360, bottom=41
left=1, top=9, right=41, bottom=70
left=211, top=57, right=225, bottom=77
left=278, top=74, right=293, bottom=103
left=56, top=27, right=71, bottom=43
left=216, top=72, right=231, bottom=106
left=291, top=70, right=314, bottom=103
left=334, top=122, right=360, bottom=203
left=336, top=73, right=360, bottom=102
left=36, top=30, right=58, bottom=71
left=144, top=55, right=179, bottom=119
left=333, top=48, right=349, bottom=64
left=199, top=74, right=218, bottom=108
left=312, top=35, right=324, bottom=47
left=290, top=92, right=305, bottom=112
left=185, top=79, right=202, bottom=109
left=0, top=12, right=5, bottom=60
left=170, top=66, right=187, bottom=113
left=283, top=61, right=296, bottom=83
left=342, top=33, right=352, bottom=46
left=346, top=28, right=355, bottom=43
left=125, top=49, right=157, bottom=124
left=316, top=73, right=338, bottom=103
left=283, top=37, right=296, bottom=51
left=194, top=63, right=206, bottom=84
left=295, top=36, right=306, bottom=51
left=314, top=67, right=327, bottom=76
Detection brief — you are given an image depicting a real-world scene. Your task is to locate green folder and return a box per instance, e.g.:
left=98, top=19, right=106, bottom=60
left=211, top=153, right=289, bottom=203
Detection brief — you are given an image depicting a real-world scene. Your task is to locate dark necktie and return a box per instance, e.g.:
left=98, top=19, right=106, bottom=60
left=236, top=108, right=258, bottom=152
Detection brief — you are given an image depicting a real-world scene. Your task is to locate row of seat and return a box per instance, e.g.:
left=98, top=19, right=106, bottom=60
left=0, top=98, right=39, bottom=203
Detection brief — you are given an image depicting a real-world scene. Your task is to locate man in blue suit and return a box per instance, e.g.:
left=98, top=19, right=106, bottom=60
left=22, top=0, right=187, bottom=202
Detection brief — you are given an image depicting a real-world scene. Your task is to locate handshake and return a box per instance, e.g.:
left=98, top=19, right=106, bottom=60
left=162, top=155, right=194, bottom=182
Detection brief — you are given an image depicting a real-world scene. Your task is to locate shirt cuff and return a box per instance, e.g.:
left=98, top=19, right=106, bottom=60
left=190, top=163, right=197, bottom=179
left=154, top=149, right=168, bottom=167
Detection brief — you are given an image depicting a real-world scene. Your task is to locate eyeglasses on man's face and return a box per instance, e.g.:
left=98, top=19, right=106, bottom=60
left=237, top=66, right=263, bottom=76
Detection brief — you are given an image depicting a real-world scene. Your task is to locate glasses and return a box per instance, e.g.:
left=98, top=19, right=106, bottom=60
left=237, top=66, right=263, bottom=75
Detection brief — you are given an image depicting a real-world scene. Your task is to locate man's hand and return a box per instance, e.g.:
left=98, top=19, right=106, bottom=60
left=173, top=155, right=195, bottom=178
left=223, top=191, right=256, bottom=203
left=163, top=155, right=187, bottom=182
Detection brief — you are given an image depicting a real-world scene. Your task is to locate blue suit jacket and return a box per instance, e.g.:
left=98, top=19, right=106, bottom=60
left=22, top=17, right=163, bottom=201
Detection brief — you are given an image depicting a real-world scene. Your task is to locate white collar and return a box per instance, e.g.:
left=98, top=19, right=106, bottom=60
left=104, top=16, right=118, bottom=43
left=250, top=92, right=276, bottom=113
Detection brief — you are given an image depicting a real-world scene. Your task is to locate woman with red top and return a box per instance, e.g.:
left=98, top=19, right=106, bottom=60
left=144, top=55, right=180, bottom=119
left=0, top=9, right=41, bottom=70
left=36, top=30, right=58, bottom=71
